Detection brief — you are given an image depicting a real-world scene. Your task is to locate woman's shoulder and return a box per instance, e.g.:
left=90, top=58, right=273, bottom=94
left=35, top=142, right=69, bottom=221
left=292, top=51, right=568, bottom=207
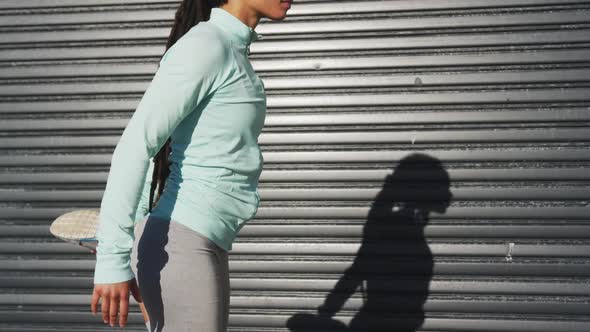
left=184, top=21, right=231, bottom=50
left=159, top=22, right=231, bottom=68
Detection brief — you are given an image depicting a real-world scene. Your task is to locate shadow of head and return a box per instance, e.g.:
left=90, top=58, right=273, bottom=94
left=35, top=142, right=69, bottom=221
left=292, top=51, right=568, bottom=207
left=379, top=153, right=452, bottom=218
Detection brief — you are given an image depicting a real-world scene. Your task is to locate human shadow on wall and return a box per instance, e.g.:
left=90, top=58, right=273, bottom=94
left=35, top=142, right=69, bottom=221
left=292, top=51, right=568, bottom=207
left=287, top=153, right=452, bottom=331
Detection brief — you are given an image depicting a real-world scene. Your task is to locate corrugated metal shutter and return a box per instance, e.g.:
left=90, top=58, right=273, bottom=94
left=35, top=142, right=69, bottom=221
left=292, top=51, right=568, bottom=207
left=1, top=0, right=589, bottom=331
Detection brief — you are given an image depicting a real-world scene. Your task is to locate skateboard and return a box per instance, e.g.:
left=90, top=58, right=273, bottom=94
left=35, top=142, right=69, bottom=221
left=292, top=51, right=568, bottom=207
left=49, top=209, right=150, bottom=324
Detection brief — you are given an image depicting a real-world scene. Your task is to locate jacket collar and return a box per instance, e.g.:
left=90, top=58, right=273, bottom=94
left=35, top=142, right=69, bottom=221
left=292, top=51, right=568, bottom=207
left=209, top=7, right=262, bottom=46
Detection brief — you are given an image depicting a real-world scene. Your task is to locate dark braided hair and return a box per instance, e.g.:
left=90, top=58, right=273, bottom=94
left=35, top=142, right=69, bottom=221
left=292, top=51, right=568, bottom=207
left=148, top=0, right=229, bottom=213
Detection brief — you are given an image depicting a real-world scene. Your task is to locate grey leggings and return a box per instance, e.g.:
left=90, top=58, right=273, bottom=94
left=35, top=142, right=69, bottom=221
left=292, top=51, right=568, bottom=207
left=130, top=215, right=230, bottom=332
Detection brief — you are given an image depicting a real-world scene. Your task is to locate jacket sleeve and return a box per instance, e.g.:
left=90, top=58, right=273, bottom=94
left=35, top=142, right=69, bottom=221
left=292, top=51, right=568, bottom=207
left=131, top=158, right=155, bottom=225
left=93, top=29, right=229, bottom=284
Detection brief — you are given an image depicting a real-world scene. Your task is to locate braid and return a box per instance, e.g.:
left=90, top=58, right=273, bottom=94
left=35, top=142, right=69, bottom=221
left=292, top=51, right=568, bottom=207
left=148, top=0, right=228, bottom=213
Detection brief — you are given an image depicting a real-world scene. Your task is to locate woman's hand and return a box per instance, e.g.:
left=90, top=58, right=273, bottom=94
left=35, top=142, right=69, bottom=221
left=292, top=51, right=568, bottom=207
left=91, top=278, right=142, bottom=328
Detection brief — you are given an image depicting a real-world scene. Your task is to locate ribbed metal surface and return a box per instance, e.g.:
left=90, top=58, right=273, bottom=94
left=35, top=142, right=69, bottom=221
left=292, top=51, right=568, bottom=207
left=1, top=0, right=589, bottom=331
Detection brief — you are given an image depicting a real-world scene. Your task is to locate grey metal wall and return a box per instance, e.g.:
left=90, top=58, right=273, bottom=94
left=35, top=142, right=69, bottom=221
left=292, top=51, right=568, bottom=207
left=1, top=0, right=589, bottom=331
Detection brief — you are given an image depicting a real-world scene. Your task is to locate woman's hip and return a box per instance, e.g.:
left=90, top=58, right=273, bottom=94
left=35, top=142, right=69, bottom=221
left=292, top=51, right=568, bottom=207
left=130, top=215, right=230, bottom=331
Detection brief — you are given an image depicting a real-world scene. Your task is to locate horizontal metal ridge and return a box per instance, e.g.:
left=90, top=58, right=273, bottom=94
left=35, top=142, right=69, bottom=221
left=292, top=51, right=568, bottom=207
left=2, top=186, right=589, bottom=202
left=1, top=90, right=589, bottom=107
left=1, top=149, right=589, bottom=166
left=228, top=315, right=590, bottom=331
left=2, top=30, right=589, bottom=60
left=0, top=276, right=587, bottom=296
left=2, top=259, right=589, bottom=277
left=4, top=69, right=590, bottom=95
left=3, top=11, right=589, bottom=42
left=1, top=241, right=590, bottom=258
left=2, top=224, right=590, bottom=239
left=2, top=167, right=590, bottom=184
left=2, top=109, right=590, bottom=130
left=0, top=293, right=588, bottom=317
left=1, top=128, right=589, bottom=148
left=0, top=0, right=173, bottom=9
left=0, top=0, right=585, bottom=12
left=2, top=50, right=589, bottom=78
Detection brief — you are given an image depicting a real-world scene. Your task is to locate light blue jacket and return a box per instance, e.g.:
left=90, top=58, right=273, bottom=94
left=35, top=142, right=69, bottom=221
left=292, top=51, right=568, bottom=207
left=94, top=7, right=266, bottom=284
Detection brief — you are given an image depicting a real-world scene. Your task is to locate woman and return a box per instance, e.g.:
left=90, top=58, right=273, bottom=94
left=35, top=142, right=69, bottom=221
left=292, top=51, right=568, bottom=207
left=89, top=0, right=292, bottom=331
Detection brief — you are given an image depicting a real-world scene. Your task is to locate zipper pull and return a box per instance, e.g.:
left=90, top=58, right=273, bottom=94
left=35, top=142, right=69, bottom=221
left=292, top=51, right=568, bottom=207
left=246, top=44, right=251, bottom=56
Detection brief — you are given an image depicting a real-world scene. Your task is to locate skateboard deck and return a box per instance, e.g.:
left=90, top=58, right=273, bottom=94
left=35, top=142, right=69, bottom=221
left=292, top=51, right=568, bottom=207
left=50, top=209, right=100, bottom=253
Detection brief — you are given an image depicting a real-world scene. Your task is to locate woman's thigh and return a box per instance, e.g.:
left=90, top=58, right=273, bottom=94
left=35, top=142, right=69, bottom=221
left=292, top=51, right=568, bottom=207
left=130, top=215, right=230, bottom=332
